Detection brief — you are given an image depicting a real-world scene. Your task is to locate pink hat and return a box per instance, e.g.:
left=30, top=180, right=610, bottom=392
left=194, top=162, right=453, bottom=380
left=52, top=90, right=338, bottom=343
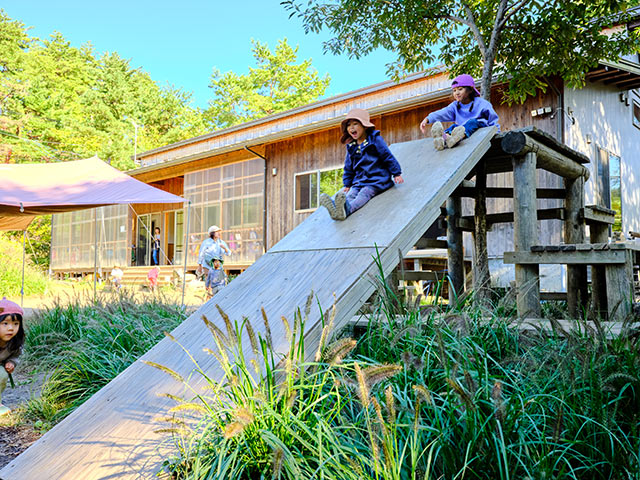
left=0, top=297, right=23, bottom=317
left=451, top=74, right=481, bottom=96
left=340, top=108, right=375, bottom=144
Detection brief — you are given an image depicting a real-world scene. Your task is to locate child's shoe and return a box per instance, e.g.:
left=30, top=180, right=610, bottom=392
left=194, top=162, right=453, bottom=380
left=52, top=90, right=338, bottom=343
left=319, top=193, right=337, bottom=218
left=0, top=404, right=10, bottom=416
left=431, top=121, right=445, bottom=151
left=334, top=191, right=348, bottom=221
left=445, top=126, right=466, bottom=148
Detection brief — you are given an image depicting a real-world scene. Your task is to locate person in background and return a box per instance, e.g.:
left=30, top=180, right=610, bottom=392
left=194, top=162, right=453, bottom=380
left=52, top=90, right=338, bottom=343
left=205, top=258, right=227, bottom=300
left=110, top=265, right=124, bottom=289
left=0, top=298, right=25, bottom=416
left=147, top=266, right=160, bottom=292
left=197, top=225, right=231, bottom=278
left=152, top=227, right=161, bottom=266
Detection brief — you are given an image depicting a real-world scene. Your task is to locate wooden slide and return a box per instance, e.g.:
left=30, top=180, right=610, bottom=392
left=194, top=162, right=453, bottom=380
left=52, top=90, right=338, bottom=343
left=0, top=127, right=496, bottom=480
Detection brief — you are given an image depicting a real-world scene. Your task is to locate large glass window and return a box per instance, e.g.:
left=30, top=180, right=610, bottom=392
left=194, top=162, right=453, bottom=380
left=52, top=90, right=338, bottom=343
left=294, top=167, right=344, bottom=211
left=185, top=157, right=265, bottom=266
left=51, top=205, right=128, bottom=270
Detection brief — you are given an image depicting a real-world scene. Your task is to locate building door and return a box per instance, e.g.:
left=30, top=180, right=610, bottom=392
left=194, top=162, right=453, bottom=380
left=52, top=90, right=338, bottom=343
left=137, top=214, right=151, bottom=266
left=173, top=210, right=184, bottom=265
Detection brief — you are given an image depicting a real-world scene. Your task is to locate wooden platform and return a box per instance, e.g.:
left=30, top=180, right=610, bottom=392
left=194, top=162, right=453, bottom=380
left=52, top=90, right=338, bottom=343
left=0, top=127, right=497, bottom=480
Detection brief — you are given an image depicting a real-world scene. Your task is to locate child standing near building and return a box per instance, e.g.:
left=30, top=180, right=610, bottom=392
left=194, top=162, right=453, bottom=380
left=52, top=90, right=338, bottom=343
left=0, top=298, right=25, bottom=416
left=319, top=108, right=403, bottom=221
left=419, top=74, right=500, bottom=150
left=206, top=259, right=227, bottom=300
left=147, top=266, right=160, bottom=292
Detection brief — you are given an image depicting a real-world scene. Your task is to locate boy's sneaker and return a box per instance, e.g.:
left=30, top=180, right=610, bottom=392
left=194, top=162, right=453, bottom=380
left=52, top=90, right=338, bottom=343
left=431, top=121, right=445, bottom=151
left=334, top=191, right=348, bottom=221
left=319, top=193, right=337, bottom=219
left=446, top=126, right=467, bottom=148
left=0, top=404, right=10, bottom=416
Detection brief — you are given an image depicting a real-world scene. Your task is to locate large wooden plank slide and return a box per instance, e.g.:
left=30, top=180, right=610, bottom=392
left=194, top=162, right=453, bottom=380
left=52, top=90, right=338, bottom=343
left=0, top=127, right=496, bottom=480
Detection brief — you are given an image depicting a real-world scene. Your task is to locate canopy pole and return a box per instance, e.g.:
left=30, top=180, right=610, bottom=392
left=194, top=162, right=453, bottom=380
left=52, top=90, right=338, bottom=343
left=181, top=201, right=191, bottom=309
left=21, top=230, right=26, bottom=307
left=93, top=209, right=97, bottom=302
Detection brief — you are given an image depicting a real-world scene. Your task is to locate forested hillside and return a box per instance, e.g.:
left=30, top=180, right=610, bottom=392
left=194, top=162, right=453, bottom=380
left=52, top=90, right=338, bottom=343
left=0, top=11, right=209, bottom=170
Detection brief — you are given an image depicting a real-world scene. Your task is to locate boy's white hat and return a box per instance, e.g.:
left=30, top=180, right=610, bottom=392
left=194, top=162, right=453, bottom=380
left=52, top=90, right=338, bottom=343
left=208, top=225, right=221, bottom=234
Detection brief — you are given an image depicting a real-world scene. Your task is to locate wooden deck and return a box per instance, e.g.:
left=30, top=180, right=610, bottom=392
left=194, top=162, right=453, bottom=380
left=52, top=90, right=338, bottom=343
left=0, top=127, right=497, bottom=479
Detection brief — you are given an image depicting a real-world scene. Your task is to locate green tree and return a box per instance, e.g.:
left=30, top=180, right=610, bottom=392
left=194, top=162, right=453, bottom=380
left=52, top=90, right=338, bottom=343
left=205, top=38, right=330, bottom=129
left=0, top=11, right=208, bottom=168
left=283, top=0, right=640, bottom=103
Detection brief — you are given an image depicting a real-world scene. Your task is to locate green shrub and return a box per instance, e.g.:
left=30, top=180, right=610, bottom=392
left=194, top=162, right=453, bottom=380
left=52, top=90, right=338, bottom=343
left=153, top=279, right=640, bottom=479
left=0, top=233, right=49, bottom=296
left=23, top=292, right=188, bottom=423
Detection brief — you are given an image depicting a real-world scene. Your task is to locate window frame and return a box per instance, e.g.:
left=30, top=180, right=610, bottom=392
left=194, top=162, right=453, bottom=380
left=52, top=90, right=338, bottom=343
left=293, top=165, right=344, bottom=213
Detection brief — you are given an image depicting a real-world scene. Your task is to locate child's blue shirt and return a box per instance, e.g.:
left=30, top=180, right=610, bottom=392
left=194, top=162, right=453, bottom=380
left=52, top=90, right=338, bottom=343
left=207, top=268, right=226, bottom=288
left=343, top=130, right=402, bottom=192
left=427, top=97, right=500, bottom=131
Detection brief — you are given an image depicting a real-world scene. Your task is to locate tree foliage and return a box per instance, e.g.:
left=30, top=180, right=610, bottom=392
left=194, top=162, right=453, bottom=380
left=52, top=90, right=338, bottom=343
left=204, top=38, right=330, bottom=129
left=0, top=10, right=208, bottom=170
left=283, top=0, right=640, bottom=103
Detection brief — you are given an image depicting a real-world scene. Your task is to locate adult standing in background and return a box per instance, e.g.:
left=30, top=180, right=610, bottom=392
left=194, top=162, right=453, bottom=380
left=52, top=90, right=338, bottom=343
left=152, top=227, right=161, bottom=266
left=197, top=225, right=231, bottom=277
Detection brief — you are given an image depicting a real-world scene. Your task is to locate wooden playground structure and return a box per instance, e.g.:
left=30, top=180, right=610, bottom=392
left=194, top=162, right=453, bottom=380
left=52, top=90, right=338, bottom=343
left=2, top=127, right=638, bottom=479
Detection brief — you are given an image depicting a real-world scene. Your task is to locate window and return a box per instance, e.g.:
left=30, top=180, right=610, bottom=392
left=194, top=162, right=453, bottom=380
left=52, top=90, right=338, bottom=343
left=596, top=147, right=622, bottom=233
left=633, top=99, right=640, bottom=130
left=294, top=167, right=344, bottom=211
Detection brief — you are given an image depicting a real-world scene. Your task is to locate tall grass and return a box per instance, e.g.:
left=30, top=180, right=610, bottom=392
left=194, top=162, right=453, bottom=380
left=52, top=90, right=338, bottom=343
left=0, top=233, right=49, bottom=296
left=22, top=291, right=188, bottom=424
left=152, top=268, right=640, bottom=479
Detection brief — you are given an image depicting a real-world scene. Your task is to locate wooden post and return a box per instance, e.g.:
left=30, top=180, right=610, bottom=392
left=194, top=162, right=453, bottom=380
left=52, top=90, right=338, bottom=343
left=473, top=161, right=491, bottom=304
left=606, top=249, right=634, bottom=321
left=564, top=176, right=587, bottom=318
left=446, top=196, right=464, bottom=301
left=590, top=223, right=608, bottom=317
left=512, top=152, right=541, bottom=318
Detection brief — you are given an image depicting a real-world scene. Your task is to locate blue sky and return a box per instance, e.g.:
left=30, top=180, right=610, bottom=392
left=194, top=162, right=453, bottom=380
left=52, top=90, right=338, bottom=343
left=2, top=0, right=398, bottom=109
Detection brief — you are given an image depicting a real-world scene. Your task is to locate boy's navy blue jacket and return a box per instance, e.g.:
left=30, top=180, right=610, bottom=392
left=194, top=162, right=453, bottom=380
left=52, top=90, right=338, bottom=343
left=343, top=130, right=402, bottom=192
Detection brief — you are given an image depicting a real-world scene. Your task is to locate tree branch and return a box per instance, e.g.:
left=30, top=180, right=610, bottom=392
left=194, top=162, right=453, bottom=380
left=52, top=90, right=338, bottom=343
left=461, top=1, right=487, bottom=58
left=500, top=0, right=529, bottom=30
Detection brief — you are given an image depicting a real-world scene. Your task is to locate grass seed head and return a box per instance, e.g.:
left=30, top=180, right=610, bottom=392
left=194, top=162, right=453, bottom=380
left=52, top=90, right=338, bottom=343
left=385, top=385, right=396, bottom=423
left=261, top=307, right=273, bottom=350
left=363, top=364, right=403, bottom=388
left=272, top=447, right=285, bottom=480
left=223, top=421, right=245, bottom=439
left=354, top=362, right=370, bottom=408
left=323, top=337, right=357, bottom=365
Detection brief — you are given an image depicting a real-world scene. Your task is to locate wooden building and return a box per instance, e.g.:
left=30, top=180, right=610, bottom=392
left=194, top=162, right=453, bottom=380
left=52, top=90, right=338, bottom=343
left=50, top=57, right=640, bottom=286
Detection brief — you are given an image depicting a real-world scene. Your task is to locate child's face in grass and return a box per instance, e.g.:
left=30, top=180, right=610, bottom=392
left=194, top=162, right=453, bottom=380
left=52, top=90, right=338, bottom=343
left=346, top=119, right=367, bottom=143
left=453, top=86, right=473, bottom=104
left=0, top=315, right=20, bottom=345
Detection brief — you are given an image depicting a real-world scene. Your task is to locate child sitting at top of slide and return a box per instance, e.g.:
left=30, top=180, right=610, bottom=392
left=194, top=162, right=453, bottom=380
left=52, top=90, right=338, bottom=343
left=319, top=108, right=404, bottom=221
left=420, top=74, right=500, bottom=150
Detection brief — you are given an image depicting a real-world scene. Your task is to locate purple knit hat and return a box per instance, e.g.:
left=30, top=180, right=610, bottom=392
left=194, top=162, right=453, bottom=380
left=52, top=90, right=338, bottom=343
left=451, top=74, right=481, bottom=96
left=0, top=297, right=23, bottom=317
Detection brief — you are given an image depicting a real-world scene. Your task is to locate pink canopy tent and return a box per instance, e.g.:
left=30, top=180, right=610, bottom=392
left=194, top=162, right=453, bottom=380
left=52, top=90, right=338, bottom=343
left=0, top=156, right=184, bottom=230
left=0, top=156, right=191, bottom=304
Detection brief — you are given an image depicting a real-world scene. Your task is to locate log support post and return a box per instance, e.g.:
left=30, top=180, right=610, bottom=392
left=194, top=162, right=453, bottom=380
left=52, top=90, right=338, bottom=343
left=446, top=196, right=464, bottom=302
left=590, top=223, right=609, bottom=317
left=512, top=152, right=541, bottom=318
left=606, top=250, right=634, bottom=321
left=472, top=161, right=491, bottom=304
left=564, top=176, right=588, bottom=318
